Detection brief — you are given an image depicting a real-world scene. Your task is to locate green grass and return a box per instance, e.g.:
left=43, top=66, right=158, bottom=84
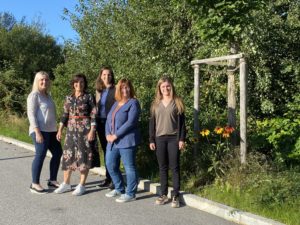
left=0, top=113, right=106, bottom=168
left=0, top=114, right=31, bottom=143
left=197, top=185, right=300, bottom=225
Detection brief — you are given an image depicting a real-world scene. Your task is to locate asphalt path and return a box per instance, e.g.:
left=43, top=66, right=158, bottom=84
left=0, top=140, right=236, bottom=225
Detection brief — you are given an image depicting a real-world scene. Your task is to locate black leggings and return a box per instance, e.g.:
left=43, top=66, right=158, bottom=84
left=96, top=119, right=112, bottom=181
left=155, top=135, right=180, bottom=197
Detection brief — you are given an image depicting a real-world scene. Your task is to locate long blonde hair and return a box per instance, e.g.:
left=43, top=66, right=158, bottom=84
left=150, top=76, right=184, bottom=115
left=31, top=71, right=50, bottom=94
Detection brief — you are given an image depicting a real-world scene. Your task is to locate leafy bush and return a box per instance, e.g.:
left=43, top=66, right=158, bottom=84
left=250, top=94, right=300, bottom=166
left=255, top=171, right=300, bottom=207
left=0, top=68, right=29, bottom=114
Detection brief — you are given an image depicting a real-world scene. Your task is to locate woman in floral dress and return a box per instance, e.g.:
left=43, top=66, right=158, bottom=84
left=55, top=73, right=99, bottom=196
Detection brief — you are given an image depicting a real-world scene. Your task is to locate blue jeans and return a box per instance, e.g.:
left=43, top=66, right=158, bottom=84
left=31, top=132, right=62, bottom=184
left=106, top=146, right=138, bottom=197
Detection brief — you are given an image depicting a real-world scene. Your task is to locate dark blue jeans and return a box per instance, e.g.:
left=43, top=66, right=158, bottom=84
left=30, top=131, right=62, bottom=184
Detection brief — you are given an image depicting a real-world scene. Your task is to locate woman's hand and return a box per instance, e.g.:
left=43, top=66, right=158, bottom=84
left=56, top=124, right=64, bottom=142
left=179, top=141, right=185, bottom=151
left=35, top=131, right=44, bottom=143
left=56, top=130, right=62, bottom=142
left=106, top=134, right=117, bottom=143
left=87, top=130, right=95, bottom=142
left=149, top=143, right=156, bottom=151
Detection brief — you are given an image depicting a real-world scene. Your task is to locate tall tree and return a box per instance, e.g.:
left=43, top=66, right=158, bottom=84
left=0, top=12, right=16, bottom=31
left=0, top=13, right=64, bottom=113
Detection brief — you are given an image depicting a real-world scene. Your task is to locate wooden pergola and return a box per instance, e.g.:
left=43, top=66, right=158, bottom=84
left=191, top=53, right=248, bottom=164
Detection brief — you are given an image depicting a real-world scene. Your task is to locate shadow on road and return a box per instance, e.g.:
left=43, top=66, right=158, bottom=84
left=0, top=155, right=34, bottom=161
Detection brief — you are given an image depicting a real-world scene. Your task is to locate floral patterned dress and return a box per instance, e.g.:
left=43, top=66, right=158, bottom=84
left=60, top=92, right=99, bottom=171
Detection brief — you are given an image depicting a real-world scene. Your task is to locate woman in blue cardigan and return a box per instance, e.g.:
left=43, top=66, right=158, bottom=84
left=105, top=78, right=141, bottom=203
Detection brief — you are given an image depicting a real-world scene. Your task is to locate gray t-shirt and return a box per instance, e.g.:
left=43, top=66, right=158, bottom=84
left=155, top=100, right=178, bottom=137
left=27, top=91, right=57, bottom=135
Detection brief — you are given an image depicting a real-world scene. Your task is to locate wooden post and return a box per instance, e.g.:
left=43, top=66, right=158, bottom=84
left=239, top=58, right=247, bottom=164
left=193, top=64, right=200, bottom=155
left=191, top=53, right=247, bottom=160
left=227, top=45, right=238, bottom=145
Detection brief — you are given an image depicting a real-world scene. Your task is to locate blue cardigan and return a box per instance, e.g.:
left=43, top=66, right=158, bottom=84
left=105, top=98, right=141, bottom=149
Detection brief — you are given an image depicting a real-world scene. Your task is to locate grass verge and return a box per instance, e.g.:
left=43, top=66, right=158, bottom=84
left=0, top=114, right=31, bottom=143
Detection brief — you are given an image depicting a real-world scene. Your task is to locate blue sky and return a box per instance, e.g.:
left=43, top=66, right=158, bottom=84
left=1, top=0, right=79, bottom=43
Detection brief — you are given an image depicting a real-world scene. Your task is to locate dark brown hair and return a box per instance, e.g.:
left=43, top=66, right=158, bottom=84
left=96, top=66, right=115, bottom=92
left=71, top=73, right=88, bottom=93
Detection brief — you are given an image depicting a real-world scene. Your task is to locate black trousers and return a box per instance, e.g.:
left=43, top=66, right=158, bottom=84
left=155, top=135, right=180, bottom=197
left=96, top=119, right=112, bottom=182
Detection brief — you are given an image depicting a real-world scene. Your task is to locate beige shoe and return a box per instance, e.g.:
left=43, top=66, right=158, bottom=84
left=171, top=196, right=180, bottom=208
left=155, top=195, right=169, bottom=205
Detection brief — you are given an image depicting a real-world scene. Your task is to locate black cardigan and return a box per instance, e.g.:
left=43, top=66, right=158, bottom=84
left=149, top=112, right=186, bottom=143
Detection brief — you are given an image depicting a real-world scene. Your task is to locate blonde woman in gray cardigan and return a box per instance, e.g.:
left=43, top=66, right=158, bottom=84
left=27, top=71, right=62, bottom=194
left=149, top=76, right=186, bottom=208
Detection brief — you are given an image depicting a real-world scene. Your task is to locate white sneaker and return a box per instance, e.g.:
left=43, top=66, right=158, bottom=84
left=54, top=182, right=72, bottom=194
left=72, top=184, right=86, bottom=196
left=116, top=194, right=136, bottom=203
left=105, top=189, right=122, bottom=198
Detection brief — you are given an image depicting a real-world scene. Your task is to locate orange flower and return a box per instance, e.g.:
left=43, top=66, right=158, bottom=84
left=200, top=129, right=210, bottom=137
left=214, top=126, right=224, bottom=134
left=222, top=131, right=230, bottom=138
left=224, top=125, right=235, bottom=134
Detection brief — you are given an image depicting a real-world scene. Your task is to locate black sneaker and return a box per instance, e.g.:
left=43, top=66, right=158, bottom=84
left=108, top=182, right=115, bottom=190
left=47, top=180, right=60, bottom=188
left=98, top=179, right=111, bottom=188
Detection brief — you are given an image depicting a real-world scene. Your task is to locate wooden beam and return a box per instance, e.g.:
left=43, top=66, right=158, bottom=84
left=191, top=53, right=244, bottom=65
left=240, top=58, right=247, bottom=164
left=227, top=46, right=238, bottom=145
left=193, top=64, right=200, bottom=156
left=206, top=61, right=227, bottom=66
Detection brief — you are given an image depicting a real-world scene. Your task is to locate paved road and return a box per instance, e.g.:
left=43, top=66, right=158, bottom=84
left=0, top=140, right=236, bottom=225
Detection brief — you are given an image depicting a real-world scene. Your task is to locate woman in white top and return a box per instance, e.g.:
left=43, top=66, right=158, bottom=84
left=27, top=71, right=62, bottom=194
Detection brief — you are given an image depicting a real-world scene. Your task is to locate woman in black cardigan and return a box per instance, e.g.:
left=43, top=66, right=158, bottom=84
left=95, top=66, right=116, bottom=189
left=149, top=76, right=186, bottom=208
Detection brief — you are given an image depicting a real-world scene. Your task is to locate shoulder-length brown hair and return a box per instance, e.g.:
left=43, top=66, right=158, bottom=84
left=96, top=66, right=115, bottom=92
left=70, top=73, right=88, bottom=94
left=115, top=78, right=136, bottom=102
left=150, top=76, right=184, bottom=115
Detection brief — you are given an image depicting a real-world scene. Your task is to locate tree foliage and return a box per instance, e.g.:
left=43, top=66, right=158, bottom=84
left=0, top=24, right=64, bottom=81
left=0, top=12, right=17, bottom=31
left=0, top=13, right=64, bottom=113
left=51, top=0, right=300, bottom=170
left=1, top=0, right=299, bottom=173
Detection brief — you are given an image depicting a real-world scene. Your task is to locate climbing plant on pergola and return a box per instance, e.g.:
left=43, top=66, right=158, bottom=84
left=191, top=53, right=248, bottom=164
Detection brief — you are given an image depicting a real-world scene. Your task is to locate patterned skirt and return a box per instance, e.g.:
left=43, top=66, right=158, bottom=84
left=61, top=121, right=100, bottom=171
